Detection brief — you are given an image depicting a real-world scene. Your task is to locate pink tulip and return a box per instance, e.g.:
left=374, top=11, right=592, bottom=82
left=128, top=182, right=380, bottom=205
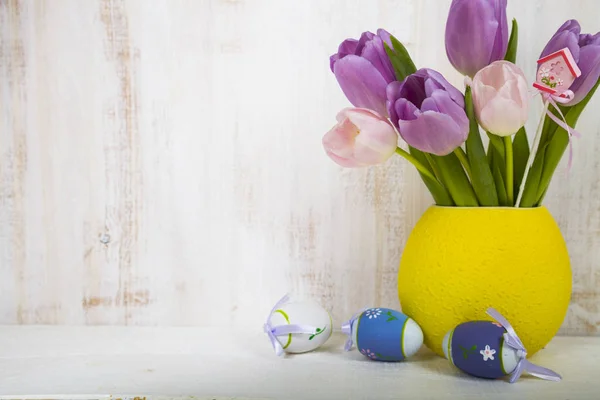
left=471, top=60, right=529, bottom=136
left=322, top=108, right=398, bottom=167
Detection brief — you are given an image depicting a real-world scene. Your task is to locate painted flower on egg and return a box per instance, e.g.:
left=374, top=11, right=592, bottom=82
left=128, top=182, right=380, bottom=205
left=365, top=308, right=382, bottom=319
left=361, top=348, right=377, bottom=359
left=480, top=345, right=496, bottom=361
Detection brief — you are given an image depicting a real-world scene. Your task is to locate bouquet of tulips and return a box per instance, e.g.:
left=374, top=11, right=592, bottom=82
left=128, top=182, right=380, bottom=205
left=323, top=0, right=600, bottom=207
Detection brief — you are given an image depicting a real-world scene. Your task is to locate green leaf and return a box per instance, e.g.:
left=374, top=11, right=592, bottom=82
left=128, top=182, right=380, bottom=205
left=490, top=149, right=508, bottom=206
left=431, top=152, right=479, bottom=207
left=487, top=132, right=506, bottom=165
left=464, top=88, right=498, bottom=206
left=384, top=43, right=406, bottom=82
left=512, top=127, right=529, bottom=199
left=316, top=328, right=321, bottom=332
left=383, top=35, right=417, bottom=82
left=504, top=19, right=519, bottom=63
left=408, top=147, right=455, bottom=206
left=534, top=79, right=600, bottom=205
left=470, top=345, right=477, bottom=351
left=518, top=144, right=547, bottom=207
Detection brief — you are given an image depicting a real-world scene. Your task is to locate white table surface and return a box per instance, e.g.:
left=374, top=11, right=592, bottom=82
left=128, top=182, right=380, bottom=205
left=0, top=326, right=598, bottom=399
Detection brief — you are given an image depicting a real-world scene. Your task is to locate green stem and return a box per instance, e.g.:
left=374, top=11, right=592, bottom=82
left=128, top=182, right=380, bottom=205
left=504, top=136, right=514, bottom=205
left=424, top=153, right=442, bottom=181
left=453, top=147, right=473, bottom=182
left=395, top=147, right=437, bottom=182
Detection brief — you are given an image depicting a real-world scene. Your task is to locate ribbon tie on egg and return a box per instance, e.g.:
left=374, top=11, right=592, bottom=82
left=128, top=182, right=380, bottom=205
left=263, top=293, right=321, bottom=357
left=486, top=307, right=562, bottom=383
left=341, top=307, right=369, bottom=351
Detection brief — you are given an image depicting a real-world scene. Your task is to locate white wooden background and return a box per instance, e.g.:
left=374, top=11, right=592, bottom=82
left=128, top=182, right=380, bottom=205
left=0, top=0, right=599, bottom=334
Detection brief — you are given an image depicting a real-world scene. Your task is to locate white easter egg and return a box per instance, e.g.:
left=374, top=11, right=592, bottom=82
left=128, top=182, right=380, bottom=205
left=269, top=300, right=333, bottom=353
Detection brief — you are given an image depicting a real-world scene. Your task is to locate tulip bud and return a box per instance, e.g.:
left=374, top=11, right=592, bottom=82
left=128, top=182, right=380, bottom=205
left=540, top=20, right=600, bottom=105
left=471, top=61, right=529, bottom=136
left=322, top=108, right=398, bottom=168
left=445, top=0, right=509, bottom=77
left=330, top=30, right=396, bottom=116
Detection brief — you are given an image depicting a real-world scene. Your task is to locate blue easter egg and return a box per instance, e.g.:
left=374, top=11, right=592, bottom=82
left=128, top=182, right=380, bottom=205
left=353, top=307, right=423, bottom=361
left=443, top=321, right=520, bottom=379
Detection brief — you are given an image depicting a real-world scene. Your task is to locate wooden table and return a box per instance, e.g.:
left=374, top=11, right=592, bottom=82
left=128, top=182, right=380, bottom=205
left=0, top=326, right=597, bottom=399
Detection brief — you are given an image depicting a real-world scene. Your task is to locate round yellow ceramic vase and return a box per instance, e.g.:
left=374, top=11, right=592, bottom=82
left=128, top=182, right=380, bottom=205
left=398, top=205, right=572, bottom=358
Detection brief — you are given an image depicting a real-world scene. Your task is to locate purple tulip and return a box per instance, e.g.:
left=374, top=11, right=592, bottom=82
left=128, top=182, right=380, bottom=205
left=330, top=29, right=396, bottom=116
left=445, top=0, right=509, bottom=77
left=386, top=69, right=469, bottom=156
left=540, top=20, right=600, bottom=105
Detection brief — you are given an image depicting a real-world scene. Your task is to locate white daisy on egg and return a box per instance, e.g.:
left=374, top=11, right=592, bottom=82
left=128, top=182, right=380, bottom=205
left=480, top=345, right=496, bottom=361
left=365, top=308, right=382, bottom=319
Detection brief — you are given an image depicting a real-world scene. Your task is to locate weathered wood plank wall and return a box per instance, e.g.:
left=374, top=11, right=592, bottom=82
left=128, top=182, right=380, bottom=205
left=1, top=0, right=599, bottom=334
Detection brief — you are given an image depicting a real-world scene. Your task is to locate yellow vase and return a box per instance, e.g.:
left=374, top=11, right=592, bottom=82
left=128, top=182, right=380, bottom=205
left=398, top=205, right=572, bottom=358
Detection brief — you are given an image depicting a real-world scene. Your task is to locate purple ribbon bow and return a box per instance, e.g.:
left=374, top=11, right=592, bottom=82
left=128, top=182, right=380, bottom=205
left=263, top=293, right=321, bottom=357
left=486, top=307, right=562, bottom=383
left=341, top=307, right=369, bottom=351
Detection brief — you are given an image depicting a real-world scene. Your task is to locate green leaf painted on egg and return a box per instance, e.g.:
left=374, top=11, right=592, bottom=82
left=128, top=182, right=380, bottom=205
left=309, top=326, right=326, bottom=340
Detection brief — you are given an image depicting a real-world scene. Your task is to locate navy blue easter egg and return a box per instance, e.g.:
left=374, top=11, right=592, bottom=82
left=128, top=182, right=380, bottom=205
left=353, top=308, right=423, bottom=361
left=443, top=321, right=520, bottom=379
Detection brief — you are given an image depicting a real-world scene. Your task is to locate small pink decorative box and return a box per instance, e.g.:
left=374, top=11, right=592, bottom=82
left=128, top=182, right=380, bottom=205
left=532, top=47, right=582, bottom=98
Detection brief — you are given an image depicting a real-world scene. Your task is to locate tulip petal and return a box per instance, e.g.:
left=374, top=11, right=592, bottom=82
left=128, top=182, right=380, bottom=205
left=568, top=45, right=600, bottom=105
left=356, top=31, right=376, bottom=54
left=354, top=123, right=398, bottom=164
left=398, top=111, right=466, bottom=156
left=333, top=55, right=389, bottom=116
left=323, top=117, right=357, bottom=157
left=579, top=32, right=600, bottom=47
left=479, top=97, right=524, bottom=136
left=490, top=0, right=509, bottom=64
left=428, top=90, right=470, bottom=135
left=361, top=36, right=396, bottom=83
left=376, top=28, right=393, bottom=47
left=339, top=38, right=360, bottom=55
left=421, top=96, right=440, bottom=113
left=393, top=98, right=420, bottom=122
left=330, top=39, right=359, bottom=72
left=540, top=20, right=581, bottom=60
left=400, top=75, right=428, bottom=107
left=497, top=76, right=528, bottom=109
left=473, top=80, right=499, bottom=111
left=445, top=0, right=507, bottom=76
left=325, top=149, right=363, bottom=167
left=324, top=108, right=398, bottom=168
left=424, top=77, right=444, bottom=97
left=423, top=69, right=465, bottom=107
left=343, top=108, right=390, bottom=134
